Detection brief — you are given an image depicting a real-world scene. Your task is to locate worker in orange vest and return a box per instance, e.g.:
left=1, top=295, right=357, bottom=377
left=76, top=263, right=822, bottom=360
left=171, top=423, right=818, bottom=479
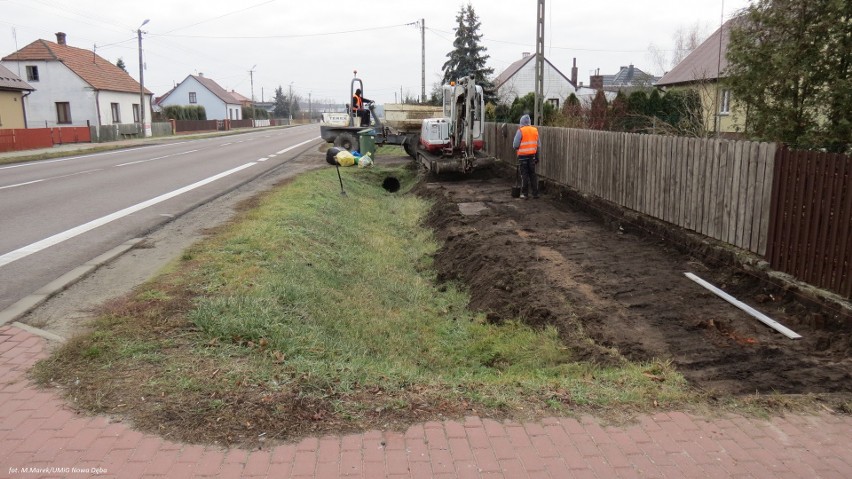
left=352, top=89, right=372, bottom=127
left=512, top=114, right=540, bottom=199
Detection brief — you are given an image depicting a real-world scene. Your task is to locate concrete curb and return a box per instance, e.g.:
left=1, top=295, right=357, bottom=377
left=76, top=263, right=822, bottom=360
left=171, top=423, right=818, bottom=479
left=0, top=238, right=144, bottom=328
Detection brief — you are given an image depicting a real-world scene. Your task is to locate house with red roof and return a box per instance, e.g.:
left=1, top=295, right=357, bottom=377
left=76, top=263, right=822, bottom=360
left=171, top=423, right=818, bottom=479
left=0, top=64, right=34, bottom=129
left=156, top=74, right=242, bottom=121
left=0, top=32, right=152, bottom=131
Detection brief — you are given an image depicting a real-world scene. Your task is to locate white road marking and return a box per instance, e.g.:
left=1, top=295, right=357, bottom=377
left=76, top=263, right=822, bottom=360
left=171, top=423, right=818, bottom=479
left=115, top=150, right=200, bottom=167
left=0, top=169, right=104, bottom=190
left=258, top=158, right=269, bottom=162
left=0, top=142, right=191, bottom=171
left=0, top=163, right=257, bottom=268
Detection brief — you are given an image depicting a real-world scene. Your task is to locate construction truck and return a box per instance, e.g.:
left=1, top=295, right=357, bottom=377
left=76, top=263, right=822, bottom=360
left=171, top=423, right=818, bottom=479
left=320, top=72, right=442, bottom=158
left=320, top=73, right=493, bottom=173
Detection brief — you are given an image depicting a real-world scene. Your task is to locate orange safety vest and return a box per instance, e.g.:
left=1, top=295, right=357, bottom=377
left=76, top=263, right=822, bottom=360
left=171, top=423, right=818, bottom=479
left=352, top=94, right=363, bottom=112
left=517, top=125, right=539, bottom=156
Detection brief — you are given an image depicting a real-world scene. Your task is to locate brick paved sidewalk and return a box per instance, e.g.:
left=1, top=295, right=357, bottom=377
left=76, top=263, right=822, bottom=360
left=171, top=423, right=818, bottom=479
left=1, top=325, right=850, bottom=479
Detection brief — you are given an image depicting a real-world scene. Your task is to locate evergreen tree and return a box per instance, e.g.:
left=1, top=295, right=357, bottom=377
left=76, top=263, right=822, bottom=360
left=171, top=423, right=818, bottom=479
left=116, top=58, right=127, bottom=73
left=273, top=86, right=289, bottom=118
left=441, top=3, right=494, bottom=97
left=726, top=0, right=852, bottom=152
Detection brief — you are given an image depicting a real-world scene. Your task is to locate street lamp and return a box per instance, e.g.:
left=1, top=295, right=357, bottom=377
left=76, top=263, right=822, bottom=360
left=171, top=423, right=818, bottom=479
left=137, top=19, right=150, bottom=137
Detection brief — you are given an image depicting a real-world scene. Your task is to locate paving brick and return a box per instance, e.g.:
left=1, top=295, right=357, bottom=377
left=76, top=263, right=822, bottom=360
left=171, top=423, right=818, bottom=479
left=561, top=417, right=585, bottom=435
left=177, top=444, right=205, bottom=463
left=465, top=424, right=490, bottom=449
left=339, top=433, right=361, bottom=451
left=406, top=436, right=429, bottom=461
left=270, top=443, right=296, bottom=464
left=383, top=430, right=406, bottom=450
left=266, top=460, right=293, bottom=478
left=445, top=420, right=466, bottom=438
left=472, top=446, right=501, bottom=473
left=386, top=447, right=410, bottom=475
left=362, top=437, right=385, bottom=463
left=408, top=460, right=433, bottom=479
left=488, top=436, right=516, bottom=460
left=242, top=450, right=271, bottom=476
left=317, top=436, right=340, bottom=460
left=80, top=436, right=119, bottom=461
left=313, top=460, right=338, bottom=478
left=450, top=460, right=478, bottom=479
left=448, top=436, right=474, bottom=461
left=362, top=460, right=385, bottom=478
left=425, top=425, right=449, bottom=450
left=559, top=447, right=588, bottom=471
left=296, top=436, right=319, bottom=452
left=530, top=433, right=558, bottom=458
left=429, top=447, right=455, bottom=474
left=499, top=458, right=529, bottom=478
left=143, top=448, right=180, bottom=476
left=191, top=449, right=225, bottom=476
left=339, top=450, right=361, bottom=476
left=584, top=420, right=615, bottom=446
left=515, top=446, right=545, bottom=472
left=482, top=418, right=507, bottom=437
left=290, top=450, right=317, bottom=477
left=597, top=442, right=631, bottom=468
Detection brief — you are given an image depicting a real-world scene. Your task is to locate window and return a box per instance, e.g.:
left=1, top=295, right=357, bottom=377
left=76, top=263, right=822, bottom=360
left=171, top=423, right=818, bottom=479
left=720, top=89, right=731, bottom=115
left=26, top=65, right=39, bottom=82
left=56, top=102, right=71, bottom=124
left=189, top=92, right=197, bottom=104
left=548, top=98, right=560, bottom=109
left=133, top=104, right=140, bottom=123
left=111, top=103, right=121, bottom=123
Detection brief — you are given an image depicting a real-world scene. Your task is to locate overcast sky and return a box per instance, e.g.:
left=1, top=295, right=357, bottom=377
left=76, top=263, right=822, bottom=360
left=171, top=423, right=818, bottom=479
left=1, top=0, right=752, bottom=106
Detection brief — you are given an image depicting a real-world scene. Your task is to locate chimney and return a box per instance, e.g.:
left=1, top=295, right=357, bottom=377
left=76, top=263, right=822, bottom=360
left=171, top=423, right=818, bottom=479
left=521, top=52, right=531, bottom=58
left=571, top=57, right=578, bottom=86
left=55, top=32, right=67, bottom=45
left=590, top=71, right=604, bottom=91
left=198, top=72, right=204, bottom=77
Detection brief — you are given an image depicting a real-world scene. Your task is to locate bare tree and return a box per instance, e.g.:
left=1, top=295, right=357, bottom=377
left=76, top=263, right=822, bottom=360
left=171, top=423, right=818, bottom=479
left=647, top=21, right=710, bottom=75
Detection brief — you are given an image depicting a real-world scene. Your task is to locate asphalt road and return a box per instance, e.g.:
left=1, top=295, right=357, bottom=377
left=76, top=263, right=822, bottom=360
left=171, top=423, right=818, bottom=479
left=0, top=125, right=322, bottom=313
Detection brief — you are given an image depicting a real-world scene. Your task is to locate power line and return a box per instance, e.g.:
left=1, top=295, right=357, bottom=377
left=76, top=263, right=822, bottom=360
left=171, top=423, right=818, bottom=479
left=152, top=22, right=416, bottom=40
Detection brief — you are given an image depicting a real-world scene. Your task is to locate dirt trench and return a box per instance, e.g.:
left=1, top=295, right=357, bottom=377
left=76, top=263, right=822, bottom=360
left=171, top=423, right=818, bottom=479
left=416, top=167, right=852, bottom=397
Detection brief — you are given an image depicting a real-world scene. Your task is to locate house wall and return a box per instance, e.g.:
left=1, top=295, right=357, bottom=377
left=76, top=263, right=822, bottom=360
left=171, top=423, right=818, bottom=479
left=666, top=83, right=746, bottom=136
left=0, top=91, right=27, bottom=129
left=1, top=60, right=99, bottom=128
left=497, top=60, right=575, bottom=107
left=159, top=77, right=241, bottom=121
left=97, top=90, right=150, bottom=125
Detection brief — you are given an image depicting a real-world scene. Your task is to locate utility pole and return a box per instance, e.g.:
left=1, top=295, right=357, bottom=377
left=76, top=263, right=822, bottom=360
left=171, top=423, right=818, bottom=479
left=249, top=64, right=256, bottom=119
left=288, top=82, right=294, bottom=121
left=421, top=18, right=426, bottom=103
left=534, top=0, right=545, bottom=126
left=309, top=92, right=312, bottom=123
left=137, top=19, right=150, bottom=137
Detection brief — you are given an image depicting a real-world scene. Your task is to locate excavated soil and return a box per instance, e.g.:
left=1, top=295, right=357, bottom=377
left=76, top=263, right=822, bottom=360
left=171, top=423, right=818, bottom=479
left=417, top=166, right=852, bottom=397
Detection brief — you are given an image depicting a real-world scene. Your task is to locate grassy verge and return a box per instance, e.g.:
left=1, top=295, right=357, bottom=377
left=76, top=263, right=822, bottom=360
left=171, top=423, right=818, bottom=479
left=33, top=161, right=692, bottom=446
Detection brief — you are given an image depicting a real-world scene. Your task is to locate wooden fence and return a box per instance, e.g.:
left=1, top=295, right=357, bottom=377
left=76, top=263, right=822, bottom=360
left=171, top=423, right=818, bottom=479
left=768, top=147, right=851, bottom=298
left=484, top=123, right=850, bottom=300
left=486, top=124, right=776, bottom=256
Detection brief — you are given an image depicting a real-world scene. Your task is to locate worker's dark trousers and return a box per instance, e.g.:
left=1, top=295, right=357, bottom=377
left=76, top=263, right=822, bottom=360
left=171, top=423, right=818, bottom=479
left=358, top=110, right=370, bottom=126
left=518, top=157, right=539, bottom=197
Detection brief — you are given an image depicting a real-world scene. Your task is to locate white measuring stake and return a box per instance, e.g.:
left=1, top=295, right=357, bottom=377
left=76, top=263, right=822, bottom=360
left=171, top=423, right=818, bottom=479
left=684, top=272, right=802, bottom=340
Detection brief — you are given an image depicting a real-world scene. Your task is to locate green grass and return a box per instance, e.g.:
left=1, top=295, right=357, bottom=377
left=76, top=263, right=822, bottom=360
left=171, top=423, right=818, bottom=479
left=33, top=162, right=694, bottom=444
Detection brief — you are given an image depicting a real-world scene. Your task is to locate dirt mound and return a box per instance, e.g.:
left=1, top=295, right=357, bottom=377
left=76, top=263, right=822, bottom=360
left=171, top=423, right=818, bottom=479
left=417, top=167, right=852, bottom=396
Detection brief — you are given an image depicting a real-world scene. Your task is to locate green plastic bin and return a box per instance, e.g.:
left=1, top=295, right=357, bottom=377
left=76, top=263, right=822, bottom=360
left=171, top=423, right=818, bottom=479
left=358, top=129, right=377, bottom=157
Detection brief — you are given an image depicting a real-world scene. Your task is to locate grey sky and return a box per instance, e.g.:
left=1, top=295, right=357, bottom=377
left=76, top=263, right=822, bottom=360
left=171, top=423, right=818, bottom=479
left=0, top=0, right=751, bottom=106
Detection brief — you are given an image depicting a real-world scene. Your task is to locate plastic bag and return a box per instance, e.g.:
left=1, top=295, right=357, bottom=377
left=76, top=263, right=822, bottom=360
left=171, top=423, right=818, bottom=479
left=358, top=153, right=373, bottom=168
left=335, top=150, right=356, bottom=167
